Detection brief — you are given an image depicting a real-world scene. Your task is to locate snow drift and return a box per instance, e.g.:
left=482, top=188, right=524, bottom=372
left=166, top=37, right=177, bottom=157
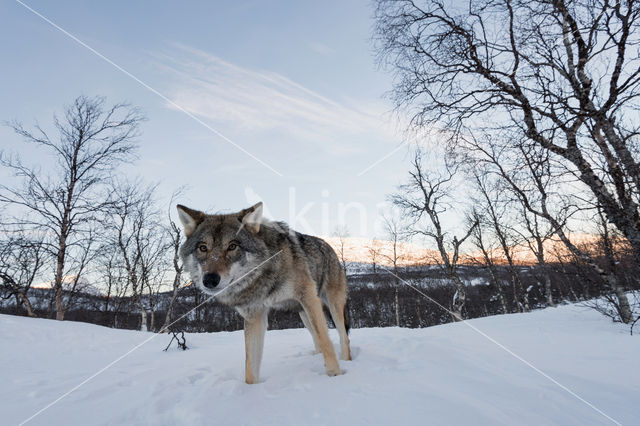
left=1, top=303, right=638, bottom=425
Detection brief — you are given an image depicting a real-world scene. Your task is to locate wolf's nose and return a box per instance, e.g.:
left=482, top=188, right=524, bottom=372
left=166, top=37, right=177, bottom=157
left=203, top=273, right=221, bottom=289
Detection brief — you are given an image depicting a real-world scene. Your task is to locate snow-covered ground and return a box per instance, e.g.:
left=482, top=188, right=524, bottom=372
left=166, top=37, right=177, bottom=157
left=2, top=303, right=638, bottom=425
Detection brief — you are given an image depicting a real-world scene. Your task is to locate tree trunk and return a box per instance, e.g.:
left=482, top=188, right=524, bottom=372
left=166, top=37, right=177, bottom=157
left=451, top=274, right=465, bottom=321
left=150, top=309, right=155, bottom=332
left=54, top=235, right=67, bottom=321
left=140, top=303, right=148, bottom=332
left=502, top=249, right=529, bottom=312
left=481, top=252, right=508, bottom=314
left=543, top=269, right=554, bottom=307
left=161, top=270, right=182, bottom=332
left=613, top=286, right=633, bottom=324
left=509, top=271, right=530, bottom=313
left=598, top=270, right=633, bottom=324
left=55, top=291, right=65, bottom=320
left=103, top=283, right=112, bottom=314
left=497, top=282, right=508, bottom=314
left=520, top=276, right=530, bottom=312
left=394, top=270, right=400, bottom=327
left=17, top=292, right=35, bottom=317
left=599, top=211, right=633, bottom=324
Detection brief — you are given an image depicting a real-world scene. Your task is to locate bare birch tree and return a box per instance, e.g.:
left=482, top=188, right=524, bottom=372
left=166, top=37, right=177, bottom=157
left=0, top=230, right=45, bottom=317
left=0, top=95, right=143, bottom=320
left=381, top=215, right=407, bottom=327
left=472, top=173, right=530, bottom=312
left=391, top=150, right=477, bottom=320
left=96, top=243, right=128, bottom=325
left=333, top=225, right=350, bottom=273
left=590, top=205, right=636, bottom=323
left=161, top=190, right=188, bottom=332
left=465, top=134, right=634, bottom=322
left=367, top=238, right=383, bottom=275
left=375, top=0, right=640, bottom=265
left=105, top=179, right=163, bottom=331
left=516, top=203, right=556, bottom=307
left=467, top=209, right=509, bottom=314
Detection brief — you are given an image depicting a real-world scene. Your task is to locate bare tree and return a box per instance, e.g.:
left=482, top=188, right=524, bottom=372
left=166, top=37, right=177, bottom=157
left=0, top=95, right=143, bottom=320
left=160, top=190, right=187, bottom=332
left=375, top=0, right=640, bottom=265
left=96, top=243, right=127, bottom=325
left=590, top=205, right=635, bottom=323
left=58, top=226, right=99, bottom=314
left=472, top=173, right=530, bottom=312
left=367, top=238, right=384, bottom=275
left=333, top=225, right=350, bottom=273
left=139, top=229, right=167, bottom=331
left=391, top=150, right=477, bottom=320
left=517, top=203, right=556, bottom=307
left=467, top=209, right=509, bottom=314
left=105, top=179, right=163, bottom=331
left=513, top=146, right=633, bottom=321
left=466, top=134, right=634, bottom=322
left=380, top=215, right=408, bottom=327
left=0, top=230, right=45, bottom=317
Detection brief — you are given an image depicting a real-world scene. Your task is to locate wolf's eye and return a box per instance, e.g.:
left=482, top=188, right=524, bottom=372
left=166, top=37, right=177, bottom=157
left=198, top=244, right=208, bottom=253
left=227, top=242, right=238, bottom=251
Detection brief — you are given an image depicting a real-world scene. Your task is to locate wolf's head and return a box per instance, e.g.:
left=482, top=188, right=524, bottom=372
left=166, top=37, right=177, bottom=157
left=177, top=202, right=268, bottom=296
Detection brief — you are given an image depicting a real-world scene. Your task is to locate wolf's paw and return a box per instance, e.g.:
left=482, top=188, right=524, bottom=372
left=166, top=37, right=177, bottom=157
left=245, top=375, right=260, bottom=385
left=325, top=367, right=343, bottom=377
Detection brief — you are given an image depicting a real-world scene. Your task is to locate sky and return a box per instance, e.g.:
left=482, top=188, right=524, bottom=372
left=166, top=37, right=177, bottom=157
left=0, top=0, right=423, bottom=239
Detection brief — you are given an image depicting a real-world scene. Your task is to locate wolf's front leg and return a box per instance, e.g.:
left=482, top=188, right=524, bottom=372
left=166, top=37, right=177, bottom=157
left=300, top=290, right=341, bottom=377
left=243, top=310, right=268, bottom=384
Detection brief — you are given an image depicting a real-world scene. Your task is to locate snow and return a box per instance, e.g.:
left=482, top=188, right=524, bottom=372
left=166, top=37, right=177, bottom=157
left=465, top=277, right=489, bottom=286
left=1, top=303, right=638, bottom=425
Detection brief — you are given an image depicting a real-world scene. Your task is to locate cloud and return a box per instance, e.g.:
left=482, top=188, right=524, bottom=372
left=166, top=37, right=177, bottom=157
left=154, top=44, right=397, bottom=148
left=309, top=42, right=335, bottom=55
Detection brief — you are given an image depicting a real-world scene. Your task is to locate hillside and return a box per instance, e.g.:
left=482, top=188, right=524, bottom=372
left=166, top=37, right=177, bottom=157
left=2, top=303, right=638, bottom=425
left=322, top=236, right=439, bottom=266
left=322, top=233, right=622, bottom=267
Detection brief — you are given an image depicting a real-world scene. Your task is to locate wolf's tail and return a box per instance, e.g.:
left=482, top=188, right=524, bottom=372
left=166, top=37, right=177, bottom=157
left=344, top=299, right=351, bottom=335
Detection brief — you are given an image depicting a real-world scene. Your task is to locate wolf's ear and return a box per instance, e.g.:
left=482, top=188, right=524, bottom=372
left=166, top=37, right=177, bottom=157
left=238, top=202, right=263, bottom=233
left=176, top=205, right=205, bottom=237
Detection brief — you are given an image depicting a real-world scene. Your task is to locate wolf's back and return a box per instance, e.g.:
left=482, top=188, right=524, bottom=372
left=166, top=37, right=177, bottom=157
left=291, top=232, right=345, bottom=291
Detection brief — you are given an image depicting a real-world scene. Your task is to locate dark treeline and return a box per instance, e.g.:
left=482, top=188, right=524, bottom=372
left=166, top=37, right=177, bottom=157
left=3, top=257, right=638, bottom=332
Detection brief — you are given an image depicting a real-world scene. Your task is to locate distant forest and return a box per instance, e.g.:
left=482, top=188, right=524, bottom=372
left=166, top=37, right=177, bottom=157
left=3, top=253, right=638, bottom=332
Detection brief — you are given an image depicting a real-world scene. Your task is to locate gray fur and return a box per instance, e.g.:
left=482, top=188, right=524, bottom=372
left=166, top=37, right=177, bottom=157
left=179, top=212, right=342, bottom=313
left=177, top=203, right=352, bottom=383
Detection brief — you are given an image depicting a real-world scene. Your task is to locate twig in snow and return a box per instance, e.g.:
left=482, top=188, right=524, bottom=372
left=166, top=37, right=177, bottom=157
left=163, top=331, right=188, bottom=351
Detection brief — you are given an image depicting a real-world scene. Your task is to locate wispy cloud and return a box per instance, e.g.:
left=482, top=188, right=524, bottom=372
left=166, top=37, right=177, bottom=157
left=309, top=42, right=335, bottom=55
left=154, top=44, right=397, bottom=150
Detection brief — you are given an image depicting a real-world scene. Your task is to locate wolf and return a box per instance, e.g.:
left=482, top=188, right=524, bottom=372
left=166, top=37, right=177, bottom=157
left=177, top=202, right=351, bottom=384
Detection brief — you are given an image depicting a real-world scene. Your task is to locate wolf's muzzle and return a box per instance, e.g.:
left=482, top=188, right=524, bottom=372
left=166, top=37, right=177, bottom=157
left=203, top=273, right=221, bottom=289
